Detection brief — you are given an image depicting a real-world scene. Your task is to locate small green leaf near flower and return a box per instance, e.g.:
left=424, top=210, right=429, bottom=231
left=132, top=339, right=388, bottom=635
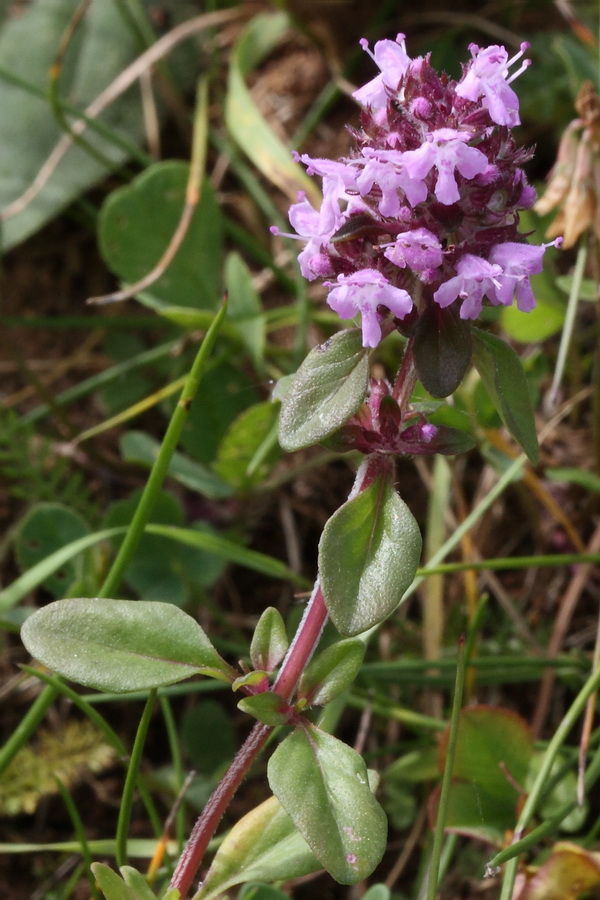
left=278, top=329, right=369, bottom=452
left=319, top=475, right=422, bottom=636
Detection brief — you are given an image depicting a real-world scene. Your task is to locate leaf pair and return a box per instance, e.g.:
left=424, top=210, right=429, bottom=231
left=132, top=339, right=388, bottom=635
left=278, top=322, right=539, bottom=466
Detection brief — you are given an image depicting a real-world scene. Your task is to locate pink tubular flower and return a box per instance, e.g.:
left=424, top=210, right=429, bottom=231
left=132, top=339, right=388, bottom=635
left=357, top=148, right=428, bottom=211
left=433, top=254, right=503, bottom=319
left=401, top=130, right=488, bottom=205
left=487, top=239, right=562, bottom=311
left=283, top=191, right=341, bottom=280
left=324, top=269, right=413, bottom=347
left=352, top=34, right=412, bottom=109
left=383, top=228, right=443, bottom=273
left=456, top=42, right=530, bottom=126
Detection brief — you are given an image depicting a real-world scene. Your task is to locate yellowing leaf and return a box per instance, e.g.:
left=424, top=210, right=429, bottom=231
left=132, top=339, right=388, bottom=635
left=517, top=842, right=600, bottom=900
left=225, top=13, right=320, bottom=205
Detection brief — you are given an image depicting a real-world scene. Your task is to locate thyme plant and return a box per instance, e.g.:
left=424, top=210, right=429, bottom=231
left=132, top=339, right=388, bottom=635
left=21, top=34, right=561, bottom=900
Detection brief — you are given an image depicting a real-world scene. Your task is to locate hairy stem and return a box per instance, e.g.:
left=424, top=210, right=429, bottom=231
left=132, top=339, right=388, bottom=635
left=170, top=721, right=272, bottom=897
left=169, top=454, right=383, bottom=897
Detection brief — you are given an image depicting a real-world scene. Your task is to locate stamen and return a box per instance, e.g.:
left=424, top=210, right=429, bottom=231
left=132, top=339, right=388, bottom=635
left=506, top=58, right=531, bottom=85
left=503, top=41, right=531, bottom=82
left=544, top=237, right=563, bottom=250
left=359, top=38, right=376, bottom=65
left=270, top=225, right=305, bottom=242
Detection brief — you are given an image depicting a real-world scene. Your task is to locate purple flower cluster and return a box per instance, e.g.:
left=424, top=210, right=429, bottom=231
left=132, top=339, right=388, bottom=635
left=274, top=35, right=560, bottom=348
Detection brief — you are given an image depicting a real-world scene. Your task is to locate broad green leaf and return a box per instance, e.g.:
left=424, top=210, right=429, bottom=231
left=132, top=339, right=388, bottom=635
left=472, top=327, right=539, bottom=464
left=178, top=359, right=258, bottom=465
left=250, top=607, right=289, bottom=671
left=442, top=706, right=533, bottom=797
left=237, top=693, right=289, bottom=727
left=90, top=863, right=144, bottom=900
left=225, top=252, right=266, bottom=373
left=120, top=867, right=158, bottom=900
left=435, top=705, right=533, bottom=844
left=413, top=303, right=473, bottom=398
left=14, top=503, right=91, bottom=598
left=99, top=162, right=223, bottom=309
left=432, top=779, right=508, bottom=845
left=214, top=402, right=281, bottom=490
left=238, top=885, right=290, bottom=900
left=225, top=12, right=319, bottom=205
left=278, top=329, right=369, bottom=452
left=120, top=431, right=233, bottom=500
left=556, top=274, right=598, bottom=301
left=362, top=886, right=391, bottom=900
left=181, top=701, right=236, bottom=775
left=268, top=726, right=387, bottom=884
left=297, top=639, right=364, bottom=706
left=104, top=491, right=226, bottom=607
left=319, top=476, right=422, bottom=636
left=195, top=795, right=321, bottom=900
left=502, top=272, right=565, bottom=341
left=0, top=1, right=154, bottom=250
left=21, top=598, right=232, bottom=692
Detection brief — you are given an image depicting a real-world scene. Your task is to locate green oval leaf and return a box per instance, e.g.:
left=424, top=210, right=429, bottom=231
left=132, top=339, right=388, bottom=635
left=14, top=502, right=91, bottom=598
left=319, top=476, right=422, bottom=636
left=237, top=693, right=289, bottom=727
left=297, top=639, right=364, bottom=706
left=90, top=864, right=140, bottom=900
left=472, top=327, right=539, bottom=464
left=195, top=795, right=320, bottom=900
left=21, top=598, right=232, bottom=692
left=214, top=402, right=281, bottom=490
left=99, top=161, right=223, bottom=309
left=250, top=607, right=289, bottom=672
left=501, top=272, right=565, bottom=341
left=267, top=726, right=387, bottom=884
left=0, top=1, right=174, bottom=251
left=413, top=303, right=473, bottom=398
left=120, top=867, right=158, bottom=900
left=278, top=329, right=369, bottom=452
left=434, top=705, right=534, bottom=844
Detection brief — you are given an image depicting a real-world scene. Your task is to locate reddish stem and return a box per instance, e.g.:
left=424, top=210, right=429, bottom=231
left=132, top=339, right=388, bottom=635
left=169, top=721, right=272, bottom=897
left=273, top=581, right=327, bottom=700
left=169, top=455, right=384, bottom=898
